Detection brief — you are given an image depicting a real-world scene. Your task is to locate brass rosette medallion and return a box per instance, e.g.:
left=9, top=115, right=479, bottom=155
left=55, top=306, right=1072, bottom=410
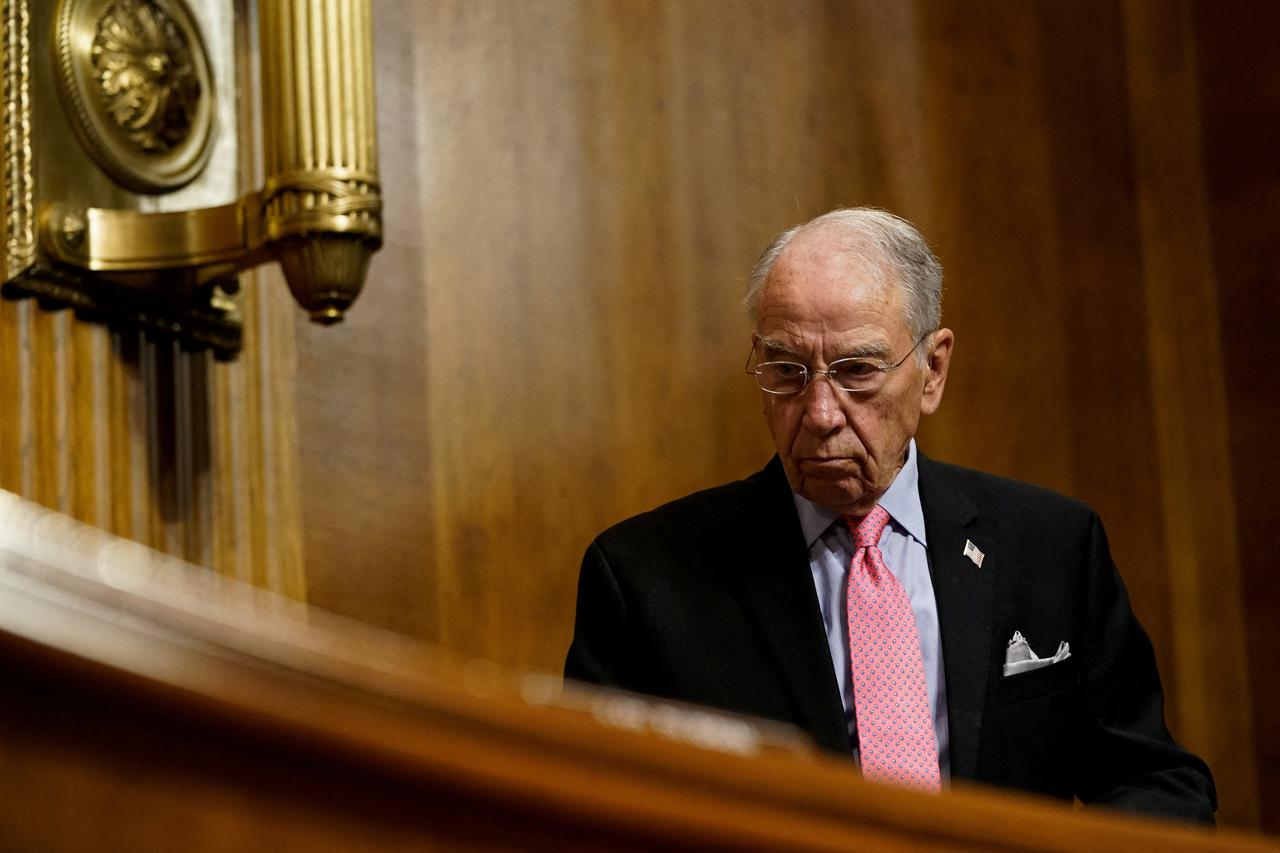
left=53, top=0, right=216, bottom=193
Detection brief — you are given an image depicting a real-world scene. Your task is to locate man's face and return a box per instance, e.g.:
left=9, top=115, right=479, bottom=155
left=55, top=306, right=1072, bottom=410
left=755, top=232, right=953, bottom=515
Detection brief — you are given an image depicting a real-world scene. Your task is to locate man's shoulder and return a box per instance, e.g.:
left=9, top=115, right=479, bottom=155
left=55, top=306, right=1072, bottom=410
left=594, top=459, right=785, bottom=550
left=921, top=456, right=1096, bottom=528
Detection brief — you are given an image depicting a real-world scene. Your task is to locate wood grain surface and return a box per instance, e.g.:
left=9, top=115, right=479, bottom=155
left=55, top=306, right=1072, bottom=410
left=0, top=284, right=305, bottom=598
left=1191, top=0, right=1280, bottom=831
left=2, top=0, right=1275, bottom=833
left=291, top=0, right=1274, bottom=829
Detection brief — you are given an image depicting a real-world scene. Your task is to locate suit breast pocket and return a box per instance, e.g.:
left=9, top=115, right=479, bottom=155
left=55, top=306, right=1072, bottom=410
left=988, top=657, right=1080, bottom=798
left=997, top=657, right=1079, bottom=707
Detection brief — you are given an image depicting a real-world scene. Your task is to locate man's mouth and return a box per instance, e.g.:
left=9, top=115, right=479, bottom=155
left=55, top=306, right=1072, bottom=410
left=797, top=456, right=860, bottom=476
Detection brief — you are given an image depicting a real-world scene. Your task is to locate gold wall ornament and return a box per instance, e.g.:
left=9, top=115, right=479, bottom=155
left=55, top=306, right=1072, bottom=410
left=258, top=0, right=381, bottom=324
left=0, top=0, right=382, bottom=356
left=54, top=0, right=216, bottom=193
left=3, top=0, right=36, bottom=280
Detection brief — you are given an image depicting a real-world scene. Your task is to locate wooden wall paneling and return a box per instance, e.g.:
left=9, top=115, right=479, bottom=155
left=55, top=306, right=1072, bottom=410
left=49, top=311, right=71, bottom=513
left=250, top=270, right=306, bottom=599
left=0, top=300, right=28, bottom=496
left=575, top=0, right=705, bottom=522
left=209, top=343, right=250, bottom=584
left=828, top=1, right=934, bottom=216
left=0, top=300, right=309, bottom=599
left=125, top=334, right=155, bottom=549
left=394, top=0, right=855, bottom=669
left=65, top=319, right=90, bottom=519
left=571, top=0, right=812, bottom=504
left=143, top=338, right=176, bottom=556
left=651, top=0, right=823, bottom=471
left=234, top=282, right=267, bottom=587
left=1190, top=0, right=1280, bottom=832
left=172, top=342, right=196, bottom=562
left=162, top=341, right=215, bottom=570
left=0, top=243, right=307, bottom=591
left=1121, top=0, right=1257, bottom=826
left=574, top=3, right=704, bottom=542
left=28, top=306, right=61, bottom=509
left=809, top=2, right=909, bottom=211
left=1031, top=0, right=1176, bottom=714
left=185, top=345, right=214, bottom=570
left=285, top=1, right=1271, bottom=829
left=210, top=0, right=258, bottom=589
left=106, top=331, right=137, bottom=541
left=297, top=0, right=1219, bottom=670
left=200, top=269, right=307, bottom=599
left=0, top=299, right=19, bottom=493
left=221, top=0, right=302, bottom=600
left=66, top=322, right=110, bottom=530
left=417, top=0, right=598, bottom=664
left=910, top=2, right=1076, bottom=492
left=294, top=0, right=435, bottom=640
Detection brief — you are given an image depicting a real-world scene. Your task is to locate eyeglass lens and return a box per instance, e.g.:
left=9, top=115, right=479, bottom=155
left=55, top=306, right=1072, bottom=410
left=755, top=358, right=887, bottom=394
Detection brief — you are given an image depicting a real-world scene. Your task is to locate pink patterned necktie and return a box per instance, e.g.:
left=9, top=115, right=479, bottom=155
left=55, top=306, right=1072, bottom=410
left=844, top=506, right=941, bottom=792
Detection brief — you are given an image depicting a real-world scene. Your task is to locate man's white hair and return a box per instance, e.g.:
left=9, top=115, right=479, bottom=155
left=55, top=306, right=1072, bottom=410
left=743, top=208, right=943, bottom=362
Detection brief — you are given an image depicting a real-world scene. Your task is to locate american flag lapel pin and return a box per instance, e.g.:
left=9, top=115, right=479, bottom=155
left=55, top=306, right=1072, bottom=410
left=963, top=539, right=985, bottom=568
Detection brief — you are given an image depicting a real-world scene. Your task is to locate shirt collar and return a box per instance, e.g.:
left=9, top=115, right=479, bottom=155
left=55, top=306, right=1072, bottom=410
left=791, top=439, right=928, bottom=548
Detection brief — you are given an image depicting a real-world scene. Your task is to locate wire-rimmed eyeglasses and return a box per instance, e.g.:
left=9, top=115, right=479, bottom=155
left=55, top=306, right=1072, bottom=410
left=745, top=332, right=932, bottom=395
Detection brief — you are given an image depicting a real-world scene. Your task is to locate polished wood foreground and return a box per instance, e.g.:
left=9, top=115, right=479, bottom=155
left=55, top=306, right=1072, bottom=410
left=0, top=490, right=1272, bottom=853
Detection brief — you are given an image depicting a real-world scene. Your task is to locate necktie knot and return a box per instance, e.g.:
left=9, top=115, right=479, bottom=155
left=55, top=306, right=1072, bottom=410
left=845, top=504, right=891, bottom=549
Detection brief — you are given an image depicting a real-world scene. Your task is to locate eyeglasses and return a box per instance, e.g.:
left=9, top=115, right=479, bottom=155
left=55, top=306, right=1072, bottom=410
left=745, top=332, right=931, bottom=395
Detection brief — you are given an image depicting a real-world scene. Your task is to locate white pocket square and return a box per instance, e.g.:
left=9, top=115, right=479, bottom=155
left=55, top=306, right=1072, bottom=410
left=1002, top=630, right=1071, bottom=677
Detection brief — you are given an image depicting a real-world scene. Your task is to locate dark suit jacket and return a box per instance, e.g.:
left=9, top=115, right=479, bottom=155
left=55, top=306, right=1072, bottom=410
left=564, top=454, right=1216, bottom=823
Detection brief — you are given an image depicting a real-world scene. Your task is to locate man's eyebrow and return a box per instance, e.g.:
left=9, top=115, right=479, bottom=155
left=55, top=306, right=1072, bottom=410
left=754, top=335, right=802, bottom=358
left=755, top=335, right=894, bottom=361
left=838, top=341, right=893, bottom=360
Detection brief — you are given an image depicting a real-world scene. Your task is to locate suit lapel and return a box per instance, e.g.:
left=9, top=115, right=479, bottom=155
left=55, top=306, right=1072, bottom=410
left=918, top=454, right=997, bottom=781
left=730, top=457, right=851, bottom=755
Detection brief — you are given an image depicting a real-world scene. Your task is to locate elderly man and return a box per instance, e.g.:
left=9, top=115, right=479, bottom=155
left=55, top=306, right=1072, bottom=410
left=564, top=208, right=1215, bottom=822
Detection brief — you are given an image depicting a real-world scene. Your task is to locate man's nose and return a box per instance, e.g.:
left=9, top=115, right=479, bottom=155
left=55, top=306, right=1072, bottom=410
left=800, top=375, right=847, bottom=434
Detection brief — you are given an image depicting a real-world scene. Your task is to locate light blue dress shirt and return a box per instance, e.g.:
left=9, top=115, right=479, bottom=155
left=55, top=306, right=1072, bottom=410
left=791, top=439, right=951, bottom=779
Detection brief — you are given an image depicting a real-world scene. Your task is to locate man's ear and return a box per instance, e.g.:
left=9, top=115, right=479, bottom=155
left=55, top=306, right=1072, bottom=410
left=920, top=329, right=953, bottom=416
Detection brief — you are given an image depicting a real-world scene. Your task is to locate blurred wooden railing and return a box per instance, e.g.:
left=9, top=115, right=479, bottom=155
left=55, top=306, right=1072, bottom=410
left=0, top=488, right=1274, bottom=852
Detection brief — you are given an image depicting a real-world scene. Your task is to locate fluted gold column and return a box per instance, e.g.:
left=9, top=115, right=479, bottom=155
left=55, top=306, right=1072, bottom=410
left=259, top=0, right=382, bottom=324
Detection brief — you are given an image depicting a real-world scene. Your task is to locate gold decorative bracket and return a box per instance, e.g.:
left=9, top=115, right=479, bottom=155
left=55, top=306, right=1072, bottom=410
left=42, top=197, right=265, bottom=276
left=2, top=0, right=382, bottom=358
